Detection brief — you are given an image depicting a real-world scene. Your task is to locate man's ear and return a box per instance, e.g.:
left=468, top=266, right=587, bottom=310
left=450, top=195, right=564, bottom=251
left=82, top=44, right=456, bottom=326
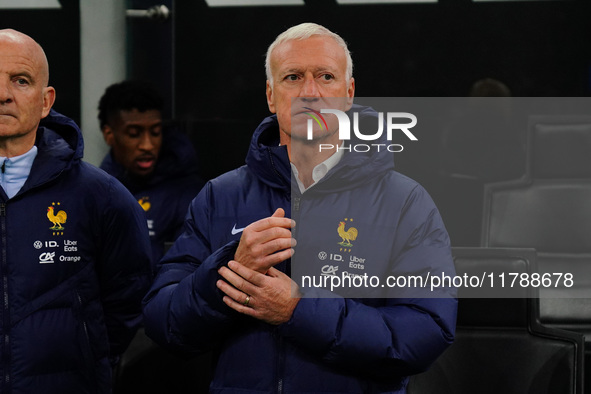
left=40, top=86, right=56, bottom=118
left=102, top=125, right=115, bottom=146
left=345, top=77, right=355, bottom=111
left=266, top=80, right=276, bottom=114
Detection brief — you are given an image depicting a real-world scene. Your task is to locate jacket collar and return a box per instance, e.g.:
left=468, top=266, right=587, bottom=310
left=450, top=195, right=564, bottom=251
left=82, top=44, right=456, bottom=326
left=13, top=110, right=81, bottom=196
left=245, top=105, right=395, bottom=194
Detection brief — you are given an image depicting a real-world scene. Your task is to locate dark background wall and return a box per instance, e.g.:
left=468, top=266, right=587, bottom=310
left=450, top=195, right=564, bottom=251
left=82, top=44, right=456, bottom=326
left=2, top=0, right=589, bottom=183
left=0, top=0, right=80, bottom=124
left=139, top=0, right=591, bottom=182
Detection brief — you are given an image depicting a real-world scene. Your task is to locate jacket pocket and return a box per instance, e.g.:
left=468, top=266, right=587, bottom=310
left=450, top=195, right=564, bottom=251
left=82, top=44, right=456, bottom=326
left=74, top=290, right=95, bottom=369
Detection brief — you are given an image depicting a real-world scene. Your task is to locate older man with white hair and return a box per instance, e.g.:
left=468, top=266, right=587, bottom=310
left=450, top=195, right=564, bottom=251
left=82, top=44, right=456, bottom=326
left=144, top=23, right=456, bottom=393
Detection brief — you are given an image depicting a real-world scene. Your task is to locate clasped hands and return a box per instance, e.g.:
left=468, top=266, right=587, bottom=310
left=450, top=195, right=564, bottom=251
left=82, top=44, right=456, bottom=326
left=216, top=208, right=300, bottom=325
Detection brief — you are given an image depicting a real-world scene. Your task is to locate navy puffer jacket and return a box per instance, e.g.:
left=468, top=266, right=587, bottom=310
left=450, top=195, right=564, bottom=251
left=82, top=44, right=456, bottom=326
left=143, top=106, right=456, bottom=393
left=0, top=110, right=152, bottom=393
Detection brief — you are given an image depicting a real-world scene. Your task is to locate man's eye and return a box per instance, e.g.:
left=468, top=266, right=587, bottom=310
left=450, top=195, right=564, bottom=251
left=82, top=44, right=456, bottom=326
left=321, top=74, right=334, bottom=81
left=15, top=78, right=29, bottom=85
left=285, top=75, right=299, bottom=81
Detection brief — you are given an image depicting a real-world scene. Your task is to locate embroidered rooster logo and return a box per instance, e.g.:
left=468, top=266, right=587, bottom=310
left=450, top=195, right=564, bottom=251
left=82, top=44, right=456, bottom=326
left=337, top=220, right=358, bottom=248
left=138, top=197, right=151, bottom=212
left=47, top=206, right=67, bottom=230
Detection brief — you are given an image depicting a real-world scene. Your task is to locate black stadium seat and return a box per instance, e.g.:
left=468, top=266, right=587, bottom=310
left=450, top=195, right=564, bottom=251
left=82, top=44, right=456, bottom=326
left=408, top=247, right=584, bottom=394
left=481, top=116, right=591, bottom=390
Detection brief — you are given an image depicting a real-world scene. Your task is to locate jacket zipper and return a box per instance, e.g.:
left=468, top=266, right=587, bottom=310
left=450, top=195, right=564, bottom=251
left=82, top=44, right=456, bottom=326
left=275, top=328, right=285, bottom=394
left=269, top=191, right=297, bottom=394
left=274, top=192, right=302, bottom=393
left=293, top=196, right=300, bottom=212
left=0, top=203, right=10, bottom=391
left=291, top=194, right=301, bottom=245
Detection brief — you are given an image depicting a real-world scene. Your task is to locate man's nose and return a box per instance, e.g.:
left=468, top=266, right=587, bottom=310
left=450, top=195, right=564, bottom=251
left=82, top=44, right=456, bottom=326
left=300, top=74, right=320, bottom=98
left=138, top=132, right=155, bottom=150
left=0, top=80, right=14, bottom=104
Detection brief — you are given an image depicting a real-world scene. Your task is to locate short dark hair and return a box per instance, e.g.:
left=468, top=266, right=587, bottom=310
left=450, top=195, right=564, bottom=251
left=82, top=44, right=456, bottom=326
left=98, top=80, right=164, bottom=129
left=469, top=78, right=511, bottom=97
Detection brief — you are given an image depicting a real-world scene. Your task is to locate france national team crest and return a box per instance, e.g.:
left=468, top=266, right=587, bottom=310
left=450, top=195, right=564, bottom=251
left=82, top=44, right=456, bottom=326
left=138, top=197, right=151, bottom=212
left=47, top=202, right=67, bottom=235
left=337, top=218, right=357, bottom=252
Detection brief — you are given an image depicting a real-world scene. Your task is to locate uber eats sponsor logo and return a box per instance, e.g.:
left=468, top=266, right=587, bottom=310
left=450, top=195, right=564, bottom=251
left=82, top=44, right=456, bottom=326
left=320, top=253, right=366, bottom=272
left=306, top=109, right=417, bottom=153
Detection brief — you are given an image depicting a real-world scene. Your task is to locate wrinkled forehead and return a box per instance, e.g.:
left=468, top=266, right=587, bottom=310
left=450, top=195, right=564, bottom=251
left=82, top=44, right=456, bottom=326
left=0, top=29, right=49, bottom=84
left=270, top=36, right=347, bottom=72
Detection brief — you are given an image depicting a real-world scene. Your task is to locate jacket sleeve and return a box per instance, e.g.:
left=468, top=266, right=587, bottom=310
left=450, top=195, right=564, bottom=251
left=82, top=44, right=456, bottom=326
left=99, top=177, right=153, bottom=361
left=279, top=184, right=457, bottom=378
left=142, top=183, right=240, bottom=353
